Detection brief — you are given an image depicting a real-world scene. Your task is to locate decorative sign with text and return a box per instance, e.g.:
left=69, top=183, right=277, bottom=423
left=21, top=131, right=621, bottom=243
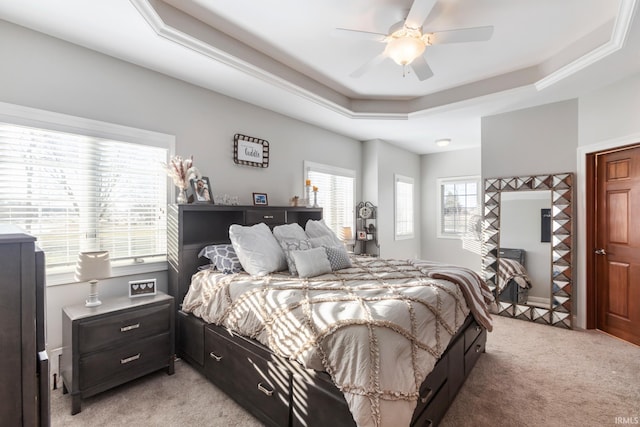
left=233, top=134, right=269, bottom=168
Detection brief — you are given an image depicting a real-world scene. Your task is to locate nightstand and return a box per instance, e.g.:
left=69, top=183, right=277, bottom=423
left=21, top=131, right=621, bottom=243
left=61, top=293, right=175, bottom=414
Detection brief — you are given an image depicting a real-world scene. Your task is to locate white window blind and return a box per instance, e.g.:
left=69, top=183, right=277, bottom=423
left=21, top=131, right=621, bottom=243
left=0, top=122, right=168, bottom=273
left=437, top=176, right=480, bottom=238
left=395, top=174, right=414, bottom=239
left=304, top=161, right=355, bottom=237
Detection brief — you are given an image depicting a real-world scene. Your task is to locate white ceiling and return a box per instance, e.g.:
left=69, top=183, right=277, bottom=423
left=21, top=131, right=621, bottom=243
left=1, top=0, right=640, bottom=154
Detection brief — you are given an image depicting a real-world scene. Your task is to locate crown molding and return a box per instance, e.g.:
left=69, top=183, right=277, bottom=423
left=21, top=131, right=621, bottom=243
left=535, top=0, right=637, bottom=90
left=131, top=0, right=632, bottom=119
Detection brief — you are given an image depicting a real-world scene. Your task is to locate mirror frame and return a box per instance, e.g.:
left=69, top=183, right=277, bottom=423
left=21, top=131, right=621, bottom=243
left=482, top=173, right=573, bottom=328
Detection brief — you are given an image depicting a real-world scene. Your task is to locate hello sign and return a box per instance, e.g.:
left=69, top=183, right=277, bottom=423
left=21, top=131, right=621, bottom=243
left=233, top=133, right=269, bottom=168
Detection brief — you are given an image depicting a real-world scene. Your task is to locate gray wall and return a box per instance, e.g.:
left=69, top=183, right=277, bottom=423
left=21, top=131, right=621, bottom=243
left=481, top=99, right=578, bottom=177
left=363, top=139, right=421, bottom=260
left=420, top=148, right=482, bottom=271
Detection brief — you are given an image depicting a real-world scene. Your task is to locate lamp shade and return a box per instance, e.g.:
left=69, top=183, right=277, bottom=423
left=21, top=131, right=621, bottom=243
left=340, top=226, right=353, bottom=242
left=75, top=251, right=112, bottom=282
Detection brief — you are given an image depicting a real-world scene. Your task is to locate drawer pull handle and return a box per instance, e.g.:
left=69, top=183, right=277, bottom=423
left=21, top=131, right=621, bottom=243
left=120, top=323, right=140, bottom=332
left=121, top=353, right=140, bottom=364
left=209, top=352, right=223, bottom=362
left=263, top=215, right=274, bottom=219
left=475, top=345, right=482, bottom=353
left=257, top=382, right=274, bottom=396
left=420, top=388, right=434, bottom=403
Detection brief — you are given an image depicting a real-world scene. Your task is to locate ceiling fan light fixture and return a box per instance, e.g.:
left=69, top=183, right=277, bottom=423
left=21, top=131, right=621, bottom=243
left=386, top=35, right=426, bottom=66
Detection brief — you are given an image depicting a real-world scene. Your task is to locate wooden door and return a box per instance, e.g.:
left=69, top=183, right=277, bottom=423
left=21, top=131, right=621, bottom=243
left=595, top=145, right=640, bottom=346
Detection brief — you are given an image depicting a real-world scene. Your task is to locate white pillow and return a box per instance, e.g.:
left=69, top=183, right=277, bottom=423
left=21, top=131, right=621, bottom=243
left=305, top=219, right=342, bottom=246
left=309, top=235, right=337, bottom=248
left=291, top=247, right=332, bottom=278
left=229, top=222, right=287, bottom=276
left=273, top=223, right=308, bottom=242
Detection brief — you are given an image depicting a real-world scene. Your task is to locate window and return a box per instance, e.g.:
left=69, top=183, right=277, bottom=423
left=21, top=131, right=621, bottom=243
left=395, top=174, right=414, bottom=240
left=437, top=176, right=481, bottom=239
left=0, top=104, right=172, bottom=279
left=304, top=161, right=355, bottom=237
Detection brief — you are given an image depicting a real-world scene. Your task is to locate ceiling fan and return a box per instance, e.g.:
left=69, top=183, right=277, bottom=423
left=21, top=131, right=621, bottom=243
left=335, top=0, right=494, bottom=80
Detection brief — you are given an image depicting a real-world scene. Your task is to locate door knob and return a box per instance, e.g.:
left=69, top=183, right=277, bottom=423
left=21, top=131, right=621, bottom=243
left=594, top=248, right=607, bottom=255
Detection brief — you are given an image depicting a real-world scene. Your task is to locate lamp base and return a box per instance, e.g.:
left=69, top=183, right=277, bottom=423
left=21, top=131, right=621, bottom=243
left=85, top=280, right=102, bottom=307
left=85, top=298, right=102, bottom=307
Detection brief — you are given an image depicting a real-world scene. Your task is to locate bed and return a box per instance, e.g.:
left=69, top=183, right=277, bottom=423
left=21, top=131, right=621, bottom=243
left=167, top=205, right=493, bottom=427
left=496, top=248, right=532, bottom=304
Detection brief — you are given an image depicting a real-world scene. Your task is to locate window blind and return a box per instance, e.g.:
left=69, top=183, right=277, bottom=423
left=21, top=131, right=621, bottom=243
left=306, top=162, right=355, bottom=237
left=395, top=175, right=414, bottom=239
left=0, top=122, right=168, bottom=272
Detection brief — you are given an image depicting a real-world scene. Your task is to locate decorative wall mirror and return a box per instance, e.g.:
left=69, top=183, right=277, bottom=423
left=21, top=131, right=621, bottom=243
left=482, top=173, right=573, bottom=328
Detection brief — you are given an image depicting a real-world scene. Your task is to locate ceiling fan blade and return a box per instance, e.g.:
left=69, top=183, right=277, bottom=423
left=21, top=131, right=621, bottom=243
left=333, top=28, right=387, bottom=42
left=429, top=25, right=494, bottom=44
left=410, top=55, right=434, bottom=81
left=350, top=52, right=388, bottom=78
left=405, top=0, right=437, bottom=29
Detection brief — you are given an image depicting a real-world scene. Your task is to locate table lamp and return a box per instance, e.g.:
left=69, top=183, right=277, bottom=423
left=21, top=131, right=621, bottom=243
left=75, top=251, right=112, bottom=307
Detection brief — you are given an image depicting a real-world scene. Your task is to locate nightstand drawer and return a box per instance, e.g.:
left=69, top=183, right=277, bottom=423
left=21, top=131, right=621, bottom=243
left=79, top=332, right=171, bottom=390
left=78, top=303, right=171, bottom=353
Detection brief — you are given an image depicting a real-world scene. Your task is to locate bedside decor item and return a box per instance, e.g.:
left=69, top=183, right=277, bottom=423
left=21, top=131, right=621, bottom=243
left=305, top=180, right=313, bottom=207
left=75, top=251, right=112, bottom=307
left=129, top=278, right=157, bottom=298
left=234, top=133, right=269, bottom=168
left=312, top=185, right=319, bottom=208
left=253, top=192, right=268, bottom=206
left=164, top=155, right=201, bottom=204
left=190, top=177, right=213, bottom=203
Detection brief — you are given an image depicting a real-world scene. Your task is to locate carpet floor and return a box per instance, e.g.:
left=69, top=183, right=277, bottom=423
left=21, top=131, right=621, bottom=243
left=51, top=316, right=640, bottom=427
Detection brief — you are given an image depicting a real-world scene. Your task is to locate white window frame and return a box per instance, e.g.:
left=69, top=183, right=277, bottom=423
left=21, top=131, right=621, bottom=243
left=303, top=161, right=356, bottom=237
left=436, top=175, right=481, bottom=240
left=394, top=174, right=414, bottom=240
left=0, top=102, right=174, bottom=285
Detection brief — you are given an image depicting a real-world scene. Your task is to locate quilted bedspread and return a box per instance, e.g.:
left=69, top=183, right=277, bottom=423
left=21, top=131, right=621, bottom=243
left=181, top=257, right=493, bottom=427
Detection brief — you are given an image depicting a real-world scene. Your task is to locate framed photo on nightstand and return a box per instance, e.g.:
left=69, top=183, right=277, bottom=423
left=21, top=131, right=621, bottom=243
left=128, top=279, right=157, bottom=298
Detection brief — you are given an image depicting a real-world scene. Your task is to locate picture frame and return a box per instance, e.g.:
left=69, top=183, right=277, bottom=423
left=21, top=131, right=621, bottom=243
left=190, top=176, right=213, bottom=204
left=234, top=133, right=269, bottom=168
left=128, top=279, right=157, bottom=298
left=253, top=192, right=268, bottom=206
left=357, top=230, right=367, bottom=240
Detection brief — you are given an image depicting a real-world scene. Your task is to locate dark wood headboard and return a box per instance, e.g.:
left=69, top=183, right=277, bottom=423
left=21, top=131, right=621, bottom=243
left=167, top=204, right=322, bottom=311
left=498, top=248, right=525, bottom=266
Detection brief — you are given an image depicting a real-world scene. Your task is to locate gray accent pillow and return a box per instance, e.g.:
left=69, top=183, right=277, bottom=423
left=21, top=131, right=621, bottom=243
left=279, top=239, right=312, bottom=276
left=198, top=244, right=243, bottom=274
left=323, top=245, right=352, bottom=271
left=291, top=247, right=332, bottom=278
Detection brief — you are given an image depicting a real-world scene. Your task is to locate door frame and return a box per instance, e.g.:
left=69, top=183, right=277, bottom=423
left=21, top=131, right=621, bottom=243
left=577, top=134, right=640, bottom=329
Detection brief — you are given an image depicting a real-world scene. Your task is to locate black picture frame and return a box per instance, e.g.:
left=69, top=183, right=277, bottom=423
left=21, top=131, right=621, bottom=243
left=128, top=279, right=157, bottom=298
left=190, top=176, right=213, bottom=204
left=234, top=133, right=269, bottom=168
left=253, top=192, right=268, bottom=206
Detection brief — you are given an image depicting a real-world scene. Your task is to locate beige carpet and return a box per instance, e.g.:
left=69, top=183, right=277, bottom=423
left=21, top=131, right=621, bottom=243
left=51, top=316, right=640, bottom=427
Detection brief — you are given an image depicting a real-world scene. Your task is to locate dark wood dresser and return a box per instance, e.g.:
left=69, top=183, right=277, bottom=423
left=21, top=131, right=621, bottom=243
left=0, top=225, right=49, bottom=426
left=60, top=293, right=175, bottom=414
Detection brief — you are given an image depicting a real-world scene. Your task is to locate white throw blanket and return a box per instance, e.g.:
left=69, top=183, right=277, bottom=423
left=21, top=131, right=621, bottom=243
left=182, top=257, right=493, bottom=427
